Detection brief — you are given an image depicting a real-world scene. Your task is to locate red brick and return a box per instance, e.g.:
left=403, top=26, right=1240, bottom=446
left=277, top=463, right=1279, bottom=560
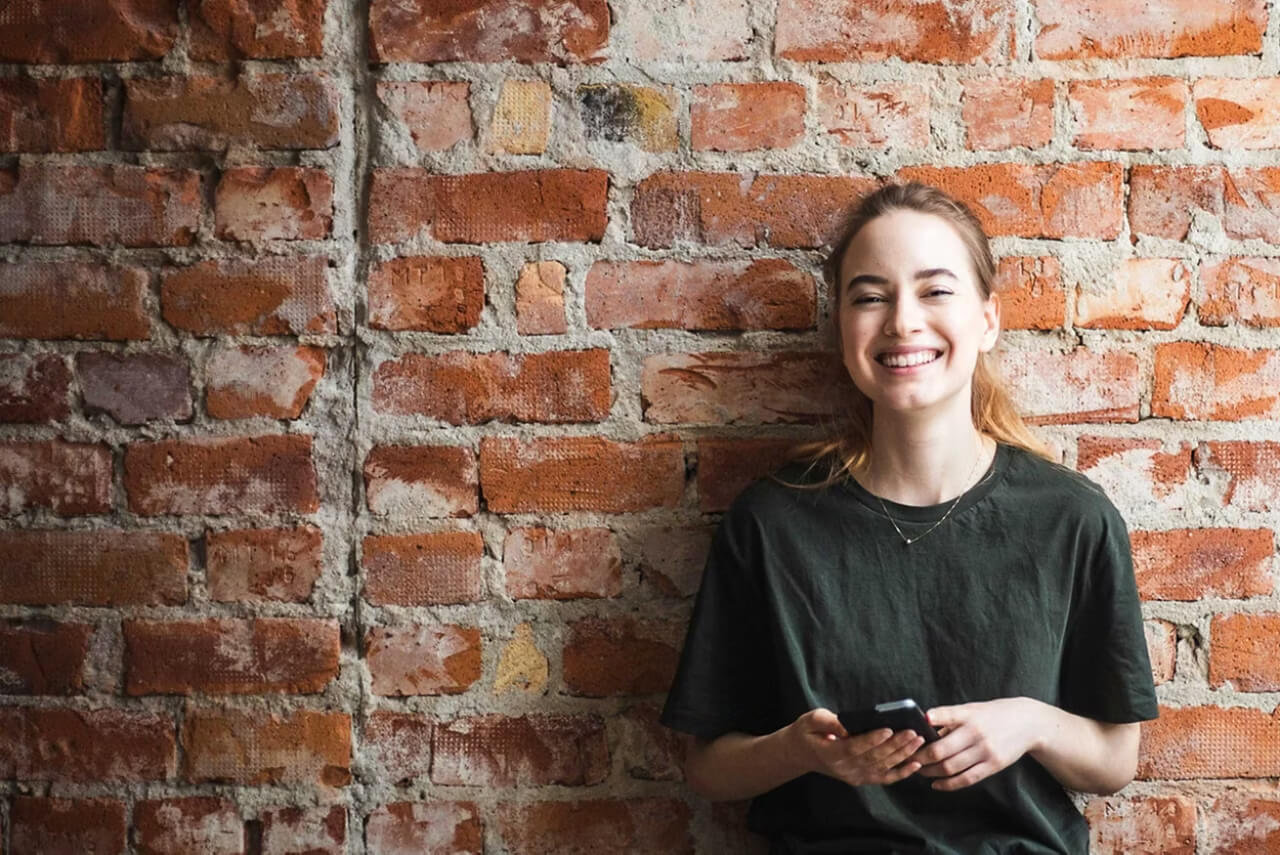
left=479, top=434, right=685, bottom=513
left=1199, top=257, right=1280, bottom=327
left=1074, top=258, right=1191, bottom=330
left=0, top=620, right=92, bottom=694
left=1002, top=349, right=1140, bottom=424
left=577, top=84, right=677, bottom=151
left=562, top=615, right=681, bottom=696
left=432, top=713, right=608, bottom=786
left=364, top=802, right=482, bottom=855
left=1035, top=0, right=1265, bottom=59
left=691, top=83, right=805, bottom=152
left=76, top=351, right=193, bottom=424
left=616, top=703, right=684, bottom=781
left=1131, top=528, right=1273, bottom=601
left=1194, top=441, right=1280, bottom=512
left=516, top=261, right=567, bottom=335
left=775, top=0, right=1014, bottom=62
left=370, top=0, right=608, bottom=63
left=364, top=445, right=478, bottom=517
left=367, top=256, right=485, bottom=332
left=1205, top=792, right=1280, bottom=854
left=1146, top=620, right=1177, bottom=685
left=372, top=349, right=611, bottom=423
left=504, top=527, right=621, bottom=599
left=1067, top=77, right=1188, bottom=150
left=642, top=351, right=843, bottom=424
left=378, top=81, right=472, bottom=152
left=182, top=708, right=350, bottom=786
left=632, top=523, right=714, bottom=597
left=1, top=263, right=150, bottom=340
left=0, top=529, right=188, bottom=605
left=897, top=162, right=1125, bottom=238
left=10, top=796, right=127, bottom=855
left=1154, top=343, right=1280, bottom=420
left=817, top=80, right=930, bottom=149
left=134, top=797, right=242, bottom=855
left=1209, top=613, right=1280, bottom=691
left=708, top=802, right=770, bottom=854
left=993, top=256, right=1066, bottom=330
left=611, top=0, right=750, bottom=61
left=0, top=78, right=103, bottom=152
left=1138, top=705, right=1280, bottom=779
left=1129, top=165, right=1280, bottom=243
left=630, top=171, right=876, bottom=249
left=0, top=165, right=200, bottom=246
left=0, top=439, right=112, bottom=515
left=362, top=532, right=485, bottom=605
left=189, top=0, right=326, bottom=59
left=206, top=526, right=323, bottom=602
left=0, top=706, right=175, bottom=781
left=215, top=167, right=332, bottom=242
left=1195, top=79, right=1280, bottom=150
left=364, top=711, right=433, bottom=783
left=124, top=618, right=340, bottom=695
left=963, top=78, right=1054, bottom=150
left=0, top=0, right=178, bottom=61
left=123, top=73, right=339, bottom=150
left=124, top=434, right=319, bottom=515
left=696, top=437, right=808, bottom=512
left=260, top=805, right=345, bottom=855
left=493, top=799, right=693, bottom=854
left=368, top=169, right=609, bottom=244
left=0, top=354, right=71, bottom=422
left=1083, top=795, right=1196, bottom=855
left=162, top=256, right=335, bottom=336
left=586, top=259, right=815, bottom=331
left=205, top=345, right=325, bottom=419
left=366, top=624, right=482, bottom=696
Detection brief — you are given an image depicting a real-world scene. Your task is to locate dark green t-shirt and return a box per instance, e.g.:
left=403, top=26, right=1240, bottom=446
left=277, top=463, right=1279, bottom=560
left=659, top=442, right=1159, bottom=855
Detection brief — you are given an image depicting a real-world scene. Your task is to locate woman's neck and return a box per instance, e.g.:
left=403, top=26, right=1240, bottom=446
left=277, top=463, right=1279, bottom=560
left=858, top=414, right=994, bottom=507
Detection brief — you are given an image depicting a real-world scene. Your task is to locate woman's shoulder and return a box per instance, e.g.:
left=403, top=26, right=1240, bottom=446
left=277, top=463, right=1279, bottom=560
left=1001, top=443, right=1128, bottom=530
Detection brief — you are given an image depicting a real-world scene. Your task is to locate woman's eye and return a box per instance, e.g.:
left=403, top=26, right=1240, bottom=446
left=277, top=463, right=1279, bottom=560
left=926, top=288, right=953, bottom=298
left=853, top=295, right=885, bottom=304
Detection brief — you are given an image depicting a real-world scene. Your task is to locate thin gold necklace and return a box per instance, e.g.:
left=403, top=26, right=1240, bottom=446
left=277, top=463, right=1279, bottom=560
left=871, top=438, right=990, bottom=546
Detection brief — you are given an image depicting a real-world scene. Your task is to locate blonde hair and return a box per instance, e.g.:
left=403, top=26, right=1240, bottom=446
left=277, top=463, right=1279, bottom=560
left=772, top=181, right=1054, bottom=491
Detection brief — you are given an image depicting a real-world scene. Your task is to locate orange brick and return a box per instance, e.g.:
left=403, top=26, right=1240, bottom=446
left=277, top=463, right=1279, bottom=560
left=432, top=713, right=608, bottom=786
left=1129, top=165, right=1280, bottom=243
left=516, top=261, right=568, bottom=335
left=493, top=799, right=693, bottom=852
left=364, top=711, right=433, bottom=783
left=487, top=79, right=551, bottom=155
left=206, top=526, right=324, bottom=603
left=1036, top=0, right=1265, bottom=59
left=205, top=345, right=326, bottom=419
left=642, top=351, right=841, bottom=424
left=1074, top=258, right=1191, bottom=330
left=504, top=527, right=622, bottom=599
left=134, top=797, right=241, bottom=855
left=1204, top=792, right=1280, bottom=854
left=1199, top=257, right=1280, bottom=327
left=0, top=77, right=104, bottom=152
left=775, top=0, right=1014, bottom=62
left=364, top=445, right=478, bottom=517
left=562, top=615, right=681, bottom=696
left=0, top=706, right=175, bottom=781
left=362, top=531, right=485, bottom=605
left=696, top=437, right=807, bottom=512
left=260, top=805, right=346, bottom=855
left=1153, top=343, right=1280, bottom=420
left=366, top=624, right=482, bottom=696
left=370, top=0, right=608, bottom=63
left=963, top=78, right=1054, bottom=150
left=1145, top=620, right=1177, bottom=685
left=1, top=262, right=150, bottom=340
left=162, top=256, right=336, bottom=336
left=0, top=439, right=111, bottom=516
left=1194, top=440, right=1280, bottom=512
left=1195, top=79, right=1280, bottom=149
left=365, top=802, right=482, bottom=855
left=817, top=80, right=930, bottom=149
left=0, top=0, right=178, bottom=61
left=11, top=796, right=127, bottom=855
left=993, top=256, right=1066, bottom=330
left=691, top=83, right=805, bottom=152
left=0, top=529, right=188, bottom=606
left=1003, top=349, right=1141, bottom=424
left=610, top=0, right=750, bottom=61
left=367, top=256, right=485, bottom=333
left=182, top=708, right=350, bottom=786
left=189, top=0, right=326, bottom=59
left=215, top=166, right=333, bottom=242
left=0, top=620, right=92, bottom=694
left=1083, top=795, right=1196, bottom=855
left=0, top=353, right=71, bottom=422
left=1209, top=613, right=1280, bottom=691
left=1067, top=77, right=1187, bottom=150
left=378, top=80, right=472, bottom=152
left=1138, top=705, right=1280, bottom=779
left=1077, top=436, right=1194, bottom=514
left=1131, top=528, right=1273, bottom=601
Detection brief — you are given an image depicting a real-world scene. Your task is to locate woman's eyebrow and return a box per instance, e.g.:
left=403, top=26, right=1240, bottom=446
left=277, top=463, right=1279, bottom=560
left=845, top=268, right=959, bottom=289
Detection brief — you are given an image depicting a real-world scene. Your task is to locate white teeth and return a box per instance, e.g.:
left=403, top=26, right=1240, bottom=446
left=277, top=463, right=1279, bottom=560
left=879, top=350, right=940, bottom=368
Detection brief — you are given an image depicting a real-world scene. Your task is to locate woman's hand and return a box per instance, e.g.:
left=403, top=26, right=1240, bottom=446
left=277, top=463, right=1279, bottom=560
left=908, top=697, right=1043, bottom=790
left=786, top=707, right=926, bottom=788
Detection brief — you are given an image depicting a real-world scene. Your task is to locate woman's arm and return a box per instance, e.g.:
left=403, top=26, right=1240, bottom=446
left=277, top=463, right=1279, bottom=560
left=1025, top=698, right=1142, bottom=795
left=682, top=729, right=811, bottom=801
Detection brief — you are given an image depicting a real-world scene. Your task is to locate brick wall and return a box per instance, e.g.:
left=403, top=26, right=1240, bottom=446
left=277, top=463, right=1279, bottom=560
left=2, top=0, right=1279, bottom=852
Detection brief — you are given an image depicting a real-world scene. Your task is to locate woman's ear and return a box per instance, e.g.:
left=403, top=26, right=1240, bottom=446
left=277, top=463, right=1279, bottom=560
left=979, top=293, right=1001, bottom=353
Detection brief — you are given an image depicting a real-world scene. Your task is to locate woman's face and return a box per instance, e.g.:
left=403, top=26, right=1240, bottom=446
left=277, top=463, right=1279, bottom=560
left=836, top=209, right=1000, bottom=420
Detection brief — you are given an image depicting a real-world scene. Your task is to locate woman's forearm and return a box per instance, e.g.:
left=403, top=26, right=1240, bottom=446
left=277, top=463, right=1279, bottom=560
left=684, top=726, right=812, bottom=801
left=1024, top=698, right=1140, bottom=794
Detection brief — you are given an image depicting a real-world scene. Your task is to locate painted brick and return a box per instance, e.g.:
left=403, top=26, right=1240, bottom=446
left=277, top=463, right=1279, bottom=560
left=366, top=624, right=483, bottom=696
left=124, top=618, right=340, bottom=695
left=189, top=0, right=326, bottom=59
left=817, top=80, right=930, bottom=149
left=1002, top=349, right=1140, bottom=424
left=692, top=83, right=805, bottom=152
left=206, top=526, right=324, bottom=603
left=1, top=262, right=150, bottom=340
left=562, top=615, right=681, bottom=696
left=370, top=0, right=609, bottom=63
left=1083, top=795, right=1196, bottom=855
left=364, top=445, right=478, bottom=517
left=364, top=711, right=433, bottom=783
left=495, top=622, right=550, bottom=694
left=1209, top=613, right=1280, bottom=691
left=1138, top=705, right=1280, bottom=779
left=431, top=713, right=608, bottom=786
left=161, top=256, right=336, bottom=336
left=371, top=349, right=611, bottom=423
left=1035, top=0, right=1266, bottom=59
left=1076, top=437, right=1194, bottom=515
left=205, top=345, right=326, bottom=419
left=76, top=351, right=193, bottom=424
left=0, top=529, right=188, bottom=606
left=0, top=354, right=71, bottom=422
left=368, top=168, right=609, bottom=244
left=1153, top=343, right=1280, bottom=421
left=123, top=73, right=339, bottom=150
left=134, top=797, right=242, bottom=855
left=182, top=708, right=351, bottom=786
left=10, top=796, right=127, bottom=855
left=607, top=0, right=749, bottom=61
left=362, top=531, right=485, bottom=605
left=1199, top=257, right=1280, bottom=327
left=1074, top=258, right=1191, bottom=330
left=364, top=802, right=482, bottom=855
left=1129, top=165, right=1280, bottom=243
left=486, top=79, right=551, bottom=155
left=1146, top=620, right=1177, bottom=685
left=1067, top=77, right=1188, bottom=150
left=616, top=703, right=685, bottom=781
left=578, top=84, right=677, bottom=152
left=586, top=259, right=816, bottom=331
left=516, top=260, right=568, bottom=334
left=479, top=434, right=685, bottom=513
left=696, top=437, right=808, bottom=512
left=0, top=439, right=112, bottom=516
left=775, top=0, right=1014, bottom=62
left=993, top=256, right=1066, bottom=330
left=1195, top=79, right=1280, bottom=150
left=504, top=527, right=622, bottom=599
left=260, top=805, right=345, bottom=855
left=0, top=165, right=200, bottom=246
left=1131, top=528, right=1273, bottom=601
left=378, top=80, right=472, bottom=153
left=493, top=798, right=693, bottom=854
left=367, top=256, right=485, bottom=333
left=0, top=0, right=178, bottom=61
left=632, top=523, right=714, bottom=597
left=643, top=351, right=841, bottom=425
left=962, top=78, right=1054, bottom=150
left=215, top=166, right=333, bottom=242
left=0, top=706, right=175, bottom=781
left=0, top=77, right=104, bottom=152
left=1205, top=793, right=1280, bottom=854
left=1194, top=440, right=1280, bottom=512
left=124, top=434, right=319, bottom=515
left=0, top=619, right=92, bottom=694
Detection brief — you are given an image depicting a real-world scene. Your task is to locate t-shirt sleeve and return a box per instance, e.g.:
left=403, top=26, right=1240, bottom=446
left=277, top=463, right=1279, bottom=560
left=659, top=497, right=776, bottom=740
left=1057, top=498, right=1160, bottom=724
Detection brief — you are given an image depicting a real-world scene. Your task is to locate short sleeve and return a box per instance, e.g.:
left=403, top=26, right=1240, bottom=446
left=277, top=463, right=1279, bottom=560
left=1058, top=502, right=1160, bottom=724
left=659, top=499, right=776, bottom=740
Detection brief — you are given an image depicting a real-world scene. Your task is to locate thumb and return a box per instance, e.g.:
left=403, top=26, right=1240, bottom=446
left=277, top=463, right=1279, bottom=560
left=925, top=705, right=962, bottom=728
left=808, top=707, right=848, bottom=738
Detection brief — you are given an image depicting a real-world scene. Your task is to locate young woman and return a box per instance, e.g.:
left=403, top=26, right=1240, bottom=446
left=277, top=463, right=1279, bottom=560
left=659, top=182, right=1159, bottom=854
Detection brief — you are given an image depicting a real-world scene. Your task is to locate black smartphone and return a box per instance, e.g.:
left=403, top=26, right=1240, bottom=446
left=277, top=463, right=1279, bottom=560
left=837, top=698, right=941, bottom=743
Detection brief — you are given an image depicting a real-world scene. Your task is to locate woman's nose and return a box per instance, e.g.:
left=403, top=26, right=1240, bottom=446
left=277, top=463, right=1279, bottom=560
left=884, top=295, right=924, bottom=336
